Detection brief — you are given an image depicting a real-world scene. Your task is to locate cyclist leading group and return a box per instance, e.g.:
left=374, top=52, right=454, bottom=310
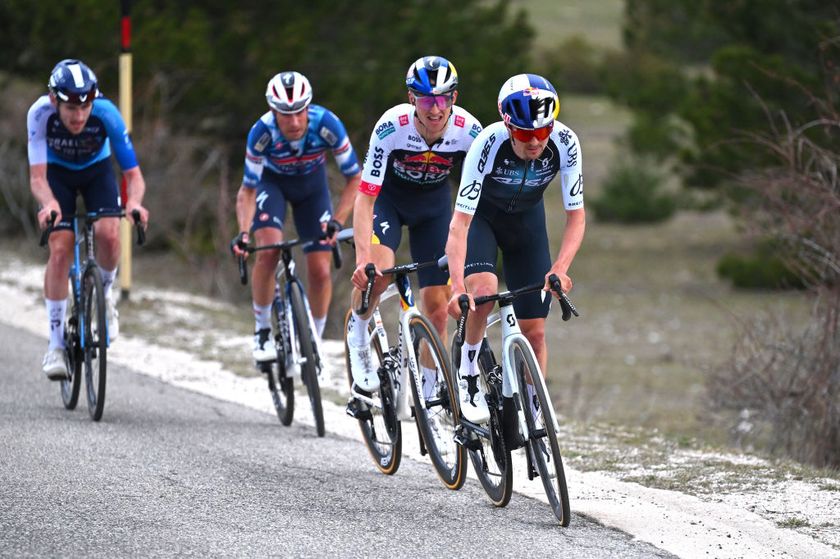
left=27, top=58, right=150, bottom=380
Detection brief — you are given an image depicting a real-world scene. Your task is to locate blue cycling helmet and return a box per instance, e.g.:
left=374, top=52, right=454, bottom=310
left=405, top=56, right=458, bottom=95
left=497, top=73, right=560, bottom=129
left=48, top=59, right=98, bottom=104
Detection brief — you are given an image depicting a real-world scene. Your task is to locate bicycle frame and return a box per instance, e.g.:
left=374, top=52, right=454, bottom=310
left=68, top=214, right=110, bottom=348
left=357, top=274, right=425, bottom=421
left=273, top=248, right=321, bottom=377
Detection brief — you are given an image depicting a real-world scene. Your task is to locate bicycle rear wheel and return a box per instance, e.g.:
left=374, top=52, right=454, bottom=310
left=83, top=265, right=107, bottom=421
left=408, top=315, right=465, bottom=490
left=344, top=310, right=402, bottom=475
left=267, top=296, right=293, bottom=425
left=60, top=284, right=82, bottom=410
left=452, top=337, right=512, bottom=506
left=513, top=339, right=571, bottom=526
left=289, top=282, right=324, bottom=437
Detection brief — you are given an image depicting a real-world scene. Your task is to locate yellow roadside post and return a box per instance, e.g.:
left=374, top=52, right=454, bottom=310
left=118, top=0, right=133, bottom=301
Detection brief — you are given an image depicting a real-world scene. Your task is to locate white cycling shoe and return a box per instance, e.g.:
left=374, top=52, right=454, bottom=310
left=42, top=348, right=69, bottom=381
left=348, top=340, right=379, bottom=393
left=252, top=328, right=277, bottom=362
left=458, top=372, right=490, bottom=424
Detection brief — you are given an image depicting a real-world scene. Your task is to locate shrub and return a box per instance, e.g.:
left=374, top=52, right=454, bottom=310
left=590, top=161, right=676, bottom=223
left=717, top=242, right=805, bottom=290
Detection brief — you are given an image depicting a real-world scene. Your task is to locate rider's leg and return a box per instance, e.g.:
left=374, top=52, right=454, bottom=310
left=251, top=227, right=283, bottom=327
left=347, top=243, right=394, bottom=340
left=45, top=230, right=74, bottom=350
left=93, top=216, right=120, bottom=298
left=304, top=250, right=332, bottom=338
left=520, top=318, right=547, bottom=374
left=460, top=272, right=497, bottom=376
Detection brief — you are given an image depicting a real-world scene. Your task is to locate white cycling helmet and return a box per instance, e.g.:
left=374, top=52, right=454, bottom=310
left=265, top=71, right=313, bottom=114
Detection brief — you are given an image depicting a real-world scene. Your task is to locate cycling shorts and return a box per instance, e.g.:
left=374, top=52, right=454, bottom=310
left=464, top=200, right=552, bottom=319
left=48, top=159, right=121, bottom=232
left=372, top=185, right=451, bottom=288
left=251, top=166, right=333, bottom=254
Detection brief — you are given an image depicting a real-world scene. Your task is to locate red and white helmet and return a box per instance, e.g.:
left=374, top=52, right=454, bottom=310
left=265, top=71, right=313, bottom=114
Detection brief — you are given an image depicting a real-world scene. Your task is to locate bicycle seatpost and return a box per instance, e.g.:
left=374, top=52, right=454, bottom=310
left=39, top=210, right=58, bottom=247
left=547, top=273, right=579, bottom=321
left=358, top=263, right=377, bottom=315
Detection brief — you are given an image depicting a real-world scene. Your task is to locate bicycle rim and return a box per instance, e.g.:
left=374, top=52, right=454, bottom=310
left=513, top=340, right=570, bottom=526
left=60, top=293, right=82, bottom=410
left=452, top=336, right=512, bottom=505
left=290, top=283, right=324, bottom=437
left=344, top=310, right=402, bottom=475
left=83, top=266, right=107, bottom=421
left=408, top=315, right=465, bottom=490
left=268, top=297, right=294, bottom=425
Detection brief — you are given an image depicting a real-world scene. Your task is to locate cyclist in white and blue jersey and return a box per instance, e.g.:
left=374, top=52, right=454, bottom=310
left=27, top=59, right=149, bottom=380
left=232, top=71, right=361, bottom=362
left=445, top=74, right=585, bottom=424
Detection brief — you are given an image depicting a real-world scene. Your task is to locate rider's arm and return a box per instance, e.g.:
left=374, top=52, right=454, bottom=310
left=549, top=208, right=586, bottom=289
left=548, top=125, right=585, bottom=292
left=235, top=185, right=257, bottom=237
left=352, top=190, right=376, bottom=267
left=445, top=210, right=472, bottom=294
left=333, top=172, right=361, bottom=226
left=122, top=166, right=149, bottom=226
left=29, top=163, right=61, bottom=228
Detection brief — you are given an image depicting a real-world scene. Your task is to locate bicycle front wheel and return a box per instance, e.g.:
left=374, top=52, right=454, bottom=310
left=344, top=310, right=402, bottom=475
left=513, top=339, right=571, bottom=526
left=409, top=315, right=465, bottom=490
left=83, top=265, right=107, bottom=421
left=289, top=282, right=324, bottom=437
left=452, top=336, right=512, bottom=506
left=60, top=289, right=82, bottom=410
left=267, top=296, right=294, bottom=425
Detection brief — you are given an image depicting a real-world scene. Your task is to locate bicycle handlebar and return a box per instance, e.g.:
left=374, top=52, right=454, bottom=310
left=39, top=211, right=58, bottom=247
left=38, top=209, right=145, bottom=248
left=357, top=263, right=377, bottom=315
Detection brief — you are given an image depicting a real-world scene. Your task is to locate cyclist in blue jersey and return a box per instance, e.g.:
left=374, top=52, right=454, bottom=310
left=346, top=55, right=482, bottom=396
left=445, top=74, right=585, bottom=424
left=232, top=71, right=361, bottom=362
left=27, top=59, right=149, bottom=380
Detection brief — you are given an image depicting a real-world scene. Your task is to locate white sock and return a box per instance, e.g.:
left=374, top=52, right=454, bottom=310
left=421, top=365, right=437, bottom=400
left=98, top=266, right=117, bottom=299
left=347, top=310, right=371, bottom=346
left=459, top=341, right=481, bottom=378
left=253, top=302, right=272, bottom=331
left=46, top=298, right=67, bottom=350
left=313, top=316, right=326, bottom=338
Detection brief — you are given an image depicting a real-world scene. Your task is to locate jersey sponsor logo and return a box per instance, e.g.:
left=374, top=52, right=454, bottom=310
left=392, top=151, right=455, bottom=184
left=379, top=221, right=390, bottom=235
left=459, top=179, right=482, bottom=200
left=469, top=123, right=481, bottom=138
left=566, top=142, right=578, bottom=167
left=494, top=176, right=554, bottom=187
left=569, top=173, right=583, bottom=197
left=375, top=121, right=395, bottom=140
left=399, top=114, right=409, bottom=126
left=477, top=134, right=497, bottom=173
left=359, top=180, right=381, bottom=195
left=369, top=146, right=385, bottom=177
left=254, top=131, right=271, bottom=152
left=256, top=190, right=269, bottom=210
left=454, top=115, right=465, bottom=127
left=557, top=129, right=571, bottom=146
left=259, top=212, right=270, bottom=222
left=408, top=134, right=422, bottom=143
left=319, top=126, right=338, bottom=145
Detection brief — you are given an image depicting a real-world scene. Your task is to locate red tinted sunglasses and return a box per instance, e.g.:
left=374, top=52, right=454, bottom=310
left=508, top=123, right=553, bottom=142
left=414, top=94, right=454, bottom=111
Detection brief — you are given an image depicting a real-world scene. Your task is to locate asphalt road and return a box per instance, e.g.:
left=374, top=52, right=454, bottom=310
left=0, top=322, right=674, bottom=557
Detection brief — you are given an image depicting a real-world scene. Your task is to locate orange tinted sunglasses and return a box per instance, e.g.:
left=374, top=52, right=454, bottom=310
left=508, top=123, right=553, bottom=142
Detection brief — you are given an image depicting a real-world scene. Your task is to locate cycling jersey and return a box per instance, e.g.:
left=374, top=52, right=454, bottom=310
left=454, top=120, right=583, bottom=215
left=242, top=104, right=359, bottom=187
left=358, top=103, right=482, bottom=197
left=27, top=95, right=138, bottom=171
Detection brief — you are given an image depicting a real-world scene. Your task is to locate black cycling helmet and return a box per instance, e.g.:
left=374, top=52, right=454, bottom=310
left=48, top=59, right=98, bottom=104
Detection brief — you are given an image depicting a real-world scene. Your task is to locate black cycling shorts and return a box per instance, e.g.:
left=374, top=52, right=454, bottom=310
left=48, top=159, right=121, bottom=231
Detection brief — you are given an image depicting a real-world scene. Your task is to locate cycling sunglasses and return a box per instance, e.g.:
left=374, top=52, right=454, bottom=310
left=508, top=123, right=553, bottom=142
left=414, top=94, right=454, bottom=111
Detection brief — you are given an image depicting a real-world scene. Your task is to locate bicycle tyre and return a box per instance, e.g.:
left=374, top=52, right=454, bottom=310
left=451, top=336, right=512, bottom=506
left=344, top=309, right=402, bottom=475
left=60, top=285, right=82, bottom=410
left=408, top=315, right=466, bottom=490
left=512, top=339, right=571, bottom=526
left=83, top=264, right=107, bottom=421
left=289, top=282, right=324, bottom=437
left=267, top=295, right=294, bottom=426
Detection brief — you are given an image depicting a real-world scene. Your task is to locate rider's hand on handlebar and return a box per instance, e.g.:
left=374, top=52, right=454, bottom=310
left=352, top=261, right=380, bottom=291
left=544, top=270, right=572, bottom=297
left=447, top=289, right=474, bottom=319
left=37, top=201, right=61, bottom=230
left=319, top=218, right=343, bottom=246
left=125, top=202, right=150, bottom=228
left=230, top=231, right=250, bottom=258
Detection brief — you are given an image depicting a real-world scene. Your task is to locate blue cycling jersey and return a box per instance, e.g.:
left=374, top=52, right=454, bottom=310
left=27, top=95, right=138, bottom=171
left=242, top=104, right=360, bottom=188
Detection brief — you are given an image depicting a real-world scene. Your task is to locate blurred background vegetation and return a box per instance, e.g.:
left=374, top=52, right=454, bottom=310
left=0, top=0, right=837, bottom=467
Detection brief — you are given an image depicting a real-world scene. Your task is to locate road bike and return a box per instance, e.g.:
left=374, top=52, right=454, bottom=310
left=40, top=209, right=145, bottom=421
left=344, top=261, right=465, bottom=489
left=451, top=274, right=578, bottom=525
left=237, top=227, right=352, bottom=437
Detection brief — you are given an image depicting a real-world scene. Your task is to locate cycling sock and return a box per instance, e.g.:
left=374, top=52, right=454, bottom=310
left=421, top=365, right=437, bottom=400
left=347, top=311, right=371, bottom=347
left=253, top=302, right=272, bottom=331
left=459, top=341, right=481, bottom=378
left=313, top=316, right=326, bottom=338
left=98, top=266, right=117, bottom=299
left=46, top=298, right=67, bottom=350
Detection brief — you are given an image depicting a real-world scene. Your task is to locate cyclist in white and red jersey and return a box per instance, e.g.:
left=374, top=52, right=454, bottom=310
left=232, top=71, right=361, bottom=362
left=445, top=74, right=585, bottom=424
left=28, top=59, right=149, bottom=380
left=346, top=56, right=482, bottom=396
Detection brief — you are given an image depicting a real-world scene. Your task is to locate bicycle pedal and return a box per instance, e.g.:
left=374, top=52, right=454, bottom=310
left=345, top=399, right=372, bottom=421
